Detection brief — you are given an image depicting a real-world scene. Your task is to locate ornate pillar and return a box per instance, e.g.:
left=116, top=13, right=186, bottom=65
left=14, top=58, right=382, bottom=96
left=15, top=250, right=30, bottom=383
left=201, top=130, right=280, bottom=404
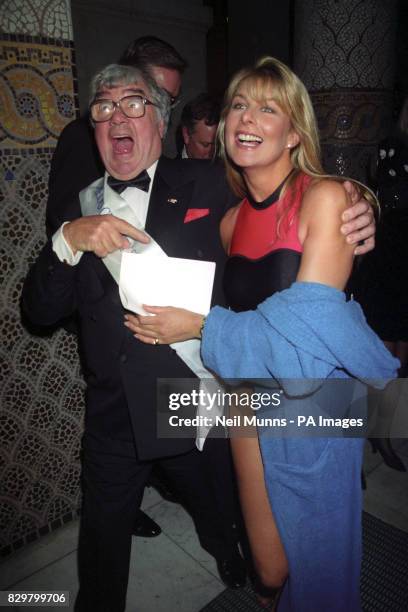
left=294, top=0, right=398, bottom=182
left=0, top=0, right=84, bottom=557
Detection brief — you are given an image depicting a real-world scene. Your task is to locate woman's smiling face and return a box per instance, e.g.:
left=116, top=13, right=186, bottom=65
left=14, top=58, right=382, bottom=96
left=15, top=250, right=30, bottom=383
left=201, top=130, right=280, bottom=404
left=225, top=79, right=299, bottom=174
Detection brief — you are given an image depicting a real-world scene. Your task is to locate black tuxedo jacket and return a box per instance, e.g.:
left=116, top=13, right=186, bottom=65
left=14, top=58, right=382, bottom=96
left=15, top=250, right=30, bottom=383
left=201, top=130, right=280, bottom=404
left=23, top=155, right=238, bottom=460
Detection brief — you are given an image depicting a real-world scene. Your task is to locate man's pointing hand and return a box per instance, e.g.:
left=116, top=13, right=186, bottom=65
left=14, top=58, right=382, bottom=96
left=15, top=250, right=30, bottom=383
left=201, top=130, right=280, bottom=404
left=63, top=215, right=149, bottom=258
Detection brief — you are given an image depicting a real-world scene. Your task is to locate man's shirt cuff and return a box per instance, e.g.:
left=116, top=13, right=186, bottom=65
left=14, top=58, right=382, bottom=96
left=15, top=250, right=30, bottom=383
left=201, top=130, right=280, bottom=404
left=52, top=222, right=83, bottom=265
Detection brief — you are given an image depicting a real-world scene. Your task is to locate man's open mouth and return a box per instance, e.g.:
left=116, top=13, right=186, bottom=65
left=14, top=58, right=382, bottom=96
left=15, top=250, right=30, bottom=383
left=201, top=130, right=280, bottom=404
left=112, top=135, right=134, bottom=154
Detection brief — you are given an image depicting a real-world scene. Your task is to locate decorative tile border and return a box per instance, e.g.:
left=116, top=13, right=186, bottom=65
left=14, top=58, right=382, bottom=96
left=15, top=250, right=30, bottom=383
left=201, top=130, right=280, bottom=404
left=1, top=33, right=78, bottom=149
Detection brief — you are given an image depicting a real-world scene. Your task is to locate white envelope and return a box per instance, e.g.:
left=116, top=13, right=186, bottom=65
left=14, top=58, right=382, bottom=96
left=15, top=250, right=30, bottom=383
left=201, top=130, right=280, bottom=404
left=119, top=251, right=216, bottom=316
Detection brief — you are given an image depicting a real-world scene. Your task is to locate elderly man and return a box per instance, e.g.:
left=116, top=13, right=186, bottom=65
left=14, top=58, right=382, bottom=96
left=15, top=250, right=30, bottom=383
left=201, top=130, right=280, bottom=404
left=23, top=64, right=244, bottom=612
left=47, top=36, right=187, bottom=537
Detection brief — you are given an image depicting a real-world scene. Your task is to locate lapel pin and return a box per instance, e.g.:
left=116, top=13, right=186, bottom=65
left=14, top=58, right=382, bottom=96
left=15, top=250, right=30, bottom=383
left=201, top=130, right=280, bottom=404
left=167, top=198, right=178, bottom=204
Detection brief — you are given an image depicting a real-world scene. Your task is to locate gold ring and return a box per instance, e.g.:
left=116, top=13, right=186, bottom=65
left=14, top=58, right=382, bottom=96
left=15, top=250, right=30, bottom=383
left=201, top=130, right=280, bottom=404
left=154, top=338, right=159, bottom=345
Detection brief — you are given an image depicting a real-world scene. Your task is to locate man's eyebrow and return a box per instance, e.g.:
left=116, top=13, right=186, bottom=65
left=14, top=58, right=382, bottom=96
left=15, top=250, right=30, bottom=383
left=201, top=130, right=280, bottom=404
left=123, top=87, right=147, bottom=96
left=95, top=87, right=147, bottom=98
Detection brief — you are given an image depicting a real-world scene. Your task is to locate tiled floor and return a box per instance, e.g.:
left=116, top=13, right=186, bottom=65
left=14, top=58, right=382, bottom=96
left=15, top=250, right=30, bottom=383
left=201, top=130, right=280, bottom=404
left=1, top=440, right=407, bottom=612
left=0, top=485, right=225, bottom=612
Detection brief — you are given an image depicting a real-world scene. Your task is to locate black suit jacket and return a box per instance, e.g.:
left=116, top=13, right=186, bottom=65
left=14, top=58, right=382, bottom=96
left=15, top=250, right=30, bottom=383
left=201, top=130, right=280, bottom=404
left=23, top=155, right=238, bottom=460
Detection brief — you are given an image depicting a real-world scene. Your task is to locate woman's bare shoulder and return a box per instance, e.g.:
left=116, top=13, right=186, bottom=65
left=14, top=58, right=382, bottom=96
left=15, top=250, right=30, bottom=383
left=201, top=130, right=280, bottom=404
left=300, top=177, right=350, bottom=221
left=297, top=177, right=352, bottom=245
left=303, top=176, right=348, bottom=202
left=303, top=177, right=350, bottom=207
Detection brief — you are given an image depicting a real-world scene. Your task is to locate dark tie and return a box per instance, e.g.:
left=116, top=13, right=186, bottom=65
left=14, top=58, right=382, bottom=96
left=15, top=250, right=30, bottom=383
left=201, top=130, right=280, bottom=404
left=107, top=170, right=151, bottom=194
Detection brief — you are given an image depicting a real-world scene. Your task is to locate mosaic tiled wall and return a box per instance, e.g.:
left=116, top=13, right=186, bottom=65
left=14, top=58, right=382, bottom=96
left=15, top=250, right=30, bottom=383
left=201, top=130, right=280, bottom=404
left=0, top=1, right=84, bottom=558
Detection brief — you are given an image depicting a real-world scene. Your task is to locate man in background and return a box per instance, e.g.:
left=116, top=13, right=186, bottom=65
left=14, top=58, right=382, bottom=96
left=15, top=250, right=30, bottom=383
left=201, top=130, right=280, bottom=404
left=178, top=93, right=220, bottom=159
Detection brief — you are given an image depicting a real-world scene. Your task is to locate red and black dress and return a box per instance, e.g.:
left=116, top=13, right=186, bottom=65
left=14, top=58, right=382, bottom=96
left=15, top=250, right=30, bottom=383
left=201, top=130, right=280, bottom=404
left=224, top=172, right=311, bottom=311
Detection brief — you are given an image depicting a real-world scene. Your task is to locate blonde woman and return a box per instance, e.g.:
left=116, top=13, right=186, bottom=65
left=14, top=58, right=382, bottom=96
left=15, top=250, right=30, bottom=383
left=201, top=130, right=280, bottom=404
left=125, top=57, right=398, bottom=611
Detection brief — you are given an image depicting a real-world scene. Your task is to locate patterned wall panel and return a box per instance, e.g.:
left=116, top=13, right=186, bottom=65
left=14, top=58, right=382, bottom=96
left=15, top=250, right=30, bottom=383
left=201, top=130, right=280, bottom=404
left=294, top=0, right=398, bottom=182
left=0, top=0, right=73, bottom=40
left=0, top=1, right=83, bottom=558
left=294, top=0, right=396, bottom=90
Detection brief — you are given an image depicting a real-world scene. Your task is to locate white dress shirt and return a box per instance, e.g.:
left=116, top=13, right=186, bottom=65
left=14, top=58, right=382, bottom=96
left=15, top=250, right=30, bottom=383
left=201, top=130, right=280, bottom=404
left=52, top=160, right=158, bottom=265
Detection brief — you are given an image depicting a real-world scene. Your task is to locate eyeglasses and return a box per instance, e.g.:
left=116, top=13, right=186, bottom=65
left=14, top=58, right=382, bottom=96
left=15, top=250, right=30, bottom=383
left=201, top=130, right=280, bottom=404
left=90, top=94, right=157, bottom=122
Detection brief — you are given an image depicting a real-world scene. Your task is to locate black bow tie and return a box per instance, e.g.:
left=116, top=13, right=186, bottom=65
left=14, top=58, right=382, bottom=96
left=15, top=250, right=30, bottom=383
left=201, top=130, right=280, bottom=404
left=107, top=170, right=151, bottom=194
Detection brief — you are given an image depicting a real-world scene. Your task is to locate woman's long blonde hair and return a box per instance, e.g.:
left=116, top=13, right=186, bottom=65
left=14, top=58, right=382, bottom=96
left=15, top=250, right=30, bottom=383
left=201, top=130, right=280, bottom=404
left=217, top=56, right=377, bottom=219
